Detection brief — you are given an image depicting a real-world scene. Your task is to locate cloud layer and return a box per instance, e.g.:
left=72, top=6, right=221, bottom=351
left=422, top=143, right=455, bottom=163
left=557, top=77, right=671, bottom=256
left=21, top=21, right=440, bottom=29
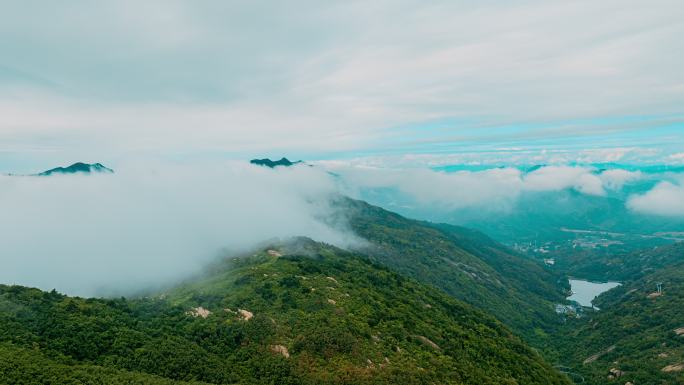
left=628, top=179, right=684, bottom=217
left=0, top=0, right=682, bottom=164
left=1, top=160, right=681, bottom=297
left=330, top=164, right=646, bottom=210
left=0, top=162, right=357, bottom=296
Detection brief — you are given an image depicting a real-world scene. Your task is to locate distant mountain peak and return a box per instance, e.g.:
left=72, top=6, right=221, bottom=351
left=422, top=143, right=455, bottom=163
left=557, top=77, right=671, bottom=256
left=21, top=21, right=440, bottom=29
left=38, top=162, right=114, bottom=176
left=249, top=157, right=302, bottom=168
left=523, top=164, right=547, bottom=173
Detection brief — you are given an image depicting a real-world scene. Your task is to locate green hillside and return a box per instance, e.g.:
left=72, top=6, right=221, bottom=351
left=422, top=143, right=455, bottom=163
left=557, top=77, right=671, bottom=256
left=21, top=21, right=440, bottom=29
left=555, top=261, right=684, bottom=384
left=338, top=197, right=568, bottom=343
left=0, top=343, right=208, bottom=385
left=0, top=239, right=570, bottom=385
left=360, top=186, right=684, bottom=252
left=558, top=241, right=684, bottom=282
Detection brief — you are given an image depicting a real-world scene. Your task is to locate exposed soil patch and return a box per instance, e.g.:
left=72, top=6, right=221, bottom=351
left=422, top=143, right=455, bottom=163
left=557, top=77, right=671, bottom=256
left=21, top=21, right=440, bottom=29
left=662, top=363, right=684, bottom=372
left=238, top=309, right=253, bottom=321
left=270, top=345, right=290, bottom=358
left=414, top=335, right=440, bottom=350
left=187, top=307, right=211, bottom=318
left=583, top=345, right=615, bottom=365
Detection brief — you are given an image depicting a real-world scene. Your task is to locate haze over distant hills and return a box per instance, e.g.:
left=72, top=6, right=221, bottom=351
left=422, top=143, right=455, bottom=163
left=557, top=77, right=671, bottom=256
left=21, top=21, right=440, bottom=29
left=331, top=162, right=684, bottom=253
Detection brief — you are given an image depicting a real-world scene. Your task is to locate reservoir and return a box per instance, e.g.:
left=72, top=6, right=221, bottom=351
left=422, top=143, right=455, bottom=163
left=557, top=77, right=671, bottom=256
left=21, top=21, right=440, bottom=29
left=568, top=279, right=621, bottom=307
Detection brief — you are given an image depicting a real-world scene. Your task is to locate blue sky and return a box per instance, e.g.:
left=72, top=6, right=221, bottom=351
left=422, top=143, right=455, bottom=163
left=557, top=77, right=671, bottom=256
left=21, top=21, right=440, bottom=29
left=0, top=0, right=683, bottom=172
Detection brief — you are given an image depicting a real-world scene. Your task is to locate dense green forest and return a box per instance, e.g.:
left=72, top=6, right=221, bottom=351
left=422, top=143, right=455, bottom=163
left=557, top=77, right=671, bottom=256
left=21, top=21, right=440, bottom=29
left=0, top=239, right=570, bottom=385
left=553, top=261, right=684, bottom=384
left=359, top=184, right=684, bottom=249
left=338, top=197, right=568, bottom=344
left=2, top=192, right=681, bottom=384
left=0, top=343, right=208, bottom=385
left=551, top=244, right=684, bottom=385
left=554, top=242, right=684, bottom=282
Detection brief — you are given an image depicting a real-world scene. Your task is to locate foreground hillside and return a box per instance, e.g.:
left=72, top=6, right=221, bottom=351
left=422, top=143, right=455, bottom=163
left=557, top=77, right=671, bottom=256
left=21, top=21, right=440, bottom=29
left=338, top=197, right=568, bottom=344
left=556, top=261, right=684, bottom=385
left=0, top=239, right=570, bottom=385
left=0, top=343, right=208, bottom=385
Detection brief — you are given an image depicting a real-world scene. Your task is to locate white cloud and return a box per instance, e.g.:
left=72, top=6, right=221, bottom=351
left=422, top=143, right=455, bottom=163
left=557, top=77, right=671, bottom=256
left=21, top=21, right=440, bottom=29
left=599, top=169, right=643, bottom=190
left=0, top=0, right=682, bottom=160
left=328, top=164, right=623, bottom=211
left=0, top=161, right=359, bottom=296
left=628, top=180, right=684, bottom=216
left=1, top=157, right=680, bottom=297
left=335, top=166, right=523, bottom=210
left=0, top=91, right=378, bottom=157
left=668, top=153, right=684, bottom=163
left=522, top=166, right=605, bottom=195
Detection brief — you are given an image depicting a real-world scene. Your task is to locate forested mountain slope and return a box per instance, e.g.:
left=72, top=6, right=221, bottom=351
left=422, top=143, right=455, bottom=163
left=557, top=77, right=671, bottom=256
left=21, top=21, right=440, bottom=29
left=0, top=343, right=209, bottom=385
left=556, top=261, right=684, bottom=385
left=364, top=186, right=684, bottom=250
left=337, top=197, right=568, bottom=343
left=559, top=241, right=684, bottom=282
left=0, top=239, right=570, bottom=385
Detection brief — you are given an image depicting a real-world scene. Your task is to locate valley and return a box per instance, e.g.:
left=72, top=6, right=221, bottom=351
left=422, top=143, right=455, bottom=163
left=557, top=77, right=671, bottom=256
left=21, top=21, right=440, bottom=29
left=553, top=261, right=684, bottom=384
left=566, top=279, right=621, bottom=308
left=1, top=162, right=682, bottom=384
left=2, top=1, right=683, bottom=383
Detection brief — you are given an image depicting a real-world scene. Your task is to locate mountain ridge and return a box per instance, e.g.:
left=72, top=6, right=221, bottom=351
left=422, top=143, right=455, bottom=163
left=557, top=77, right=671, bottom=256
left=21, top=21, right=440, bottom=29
left=335, top=196, right=568, bottom=344
left=38, top=162, right=114, bottom=176
left=0, top=238, right=571, bottom=384
left=250, top=158, right=302, bottom=168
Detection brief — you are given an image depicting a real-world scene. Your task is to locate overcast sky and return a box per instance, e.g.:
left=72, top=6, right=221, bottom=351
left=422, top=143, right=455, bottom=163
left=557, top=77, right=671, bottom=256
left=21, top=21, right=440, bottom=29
left=1, top=0, right=683, bottom=172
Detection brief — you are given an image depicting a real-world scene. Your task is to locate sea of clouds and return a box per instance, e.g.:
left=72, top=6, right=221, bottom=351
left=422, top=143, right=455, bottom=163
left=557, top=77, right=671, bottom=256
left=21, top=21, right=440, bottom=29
left=0, top=161, right=358, bottom=297
left=1, top=160, right=681, bottom=297
left=327, top=163, right=668, bottom=212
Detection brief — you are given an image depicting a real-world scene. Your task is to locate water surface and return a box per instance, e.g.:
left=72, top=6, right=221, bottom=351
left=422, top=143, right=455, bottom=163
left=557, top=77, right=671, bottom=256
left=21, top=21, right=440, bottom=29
left=568, top=279, right=621, bottom=307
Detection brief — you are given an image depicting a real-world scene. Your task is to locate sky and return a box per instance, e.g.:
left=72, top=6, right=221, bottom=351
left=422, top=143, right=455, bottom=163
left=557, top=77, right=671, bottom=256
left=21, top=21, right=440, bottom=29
left=2, top=1, right=684, bottom=296
left=1, top=0, right=683, bottom=172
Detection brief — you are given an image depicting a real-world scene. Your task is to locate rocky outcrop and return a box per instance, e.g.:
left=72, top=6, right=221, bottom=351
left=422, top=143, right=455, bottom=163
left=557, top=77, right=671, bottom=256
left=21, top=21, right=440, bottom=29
left=187, top=306, right=211, bottom=318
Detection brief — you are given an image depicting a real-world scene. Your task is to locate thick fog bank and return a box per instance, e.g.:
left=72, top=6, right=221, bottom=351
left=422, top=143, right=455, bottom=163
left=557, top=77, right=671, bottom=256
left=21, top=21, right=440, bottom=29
left=2, top=161, right=682, bottom=297
left=0, top=162, right=358, bottom=297
left=326, top=163, right=684, bottom=218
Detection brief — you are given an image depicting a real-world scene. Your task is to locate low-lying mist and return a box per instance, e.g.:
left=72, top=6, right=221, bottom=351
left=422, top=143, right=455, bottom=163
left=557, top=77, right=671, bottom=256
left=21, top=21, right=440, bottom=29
left=2, top=160, right=682, bottom=297
left=0, top=161, right=358, bottom=297
left=326, top=163, right=684, bottom=243
left=328, top=163, right=681, bottom=216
